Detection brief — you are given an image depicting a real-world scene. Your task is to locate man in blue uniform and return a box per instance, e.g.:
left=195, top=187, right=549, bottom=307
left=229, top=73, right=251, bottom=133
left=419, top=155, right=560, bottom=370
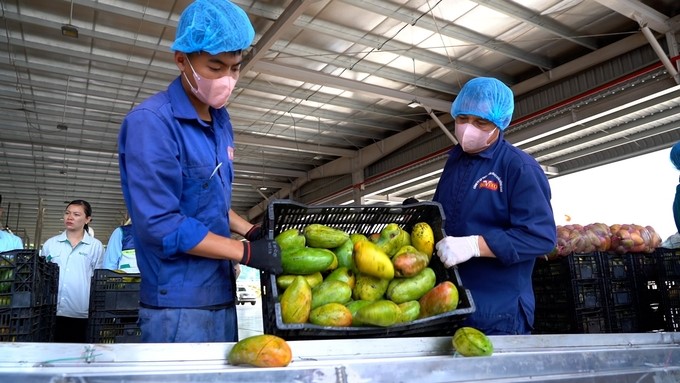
left=433, top=77, right=557, bottom=335
left=671, top=142, right=680, bottom=234
left=118, top=0, right=281, bottom=343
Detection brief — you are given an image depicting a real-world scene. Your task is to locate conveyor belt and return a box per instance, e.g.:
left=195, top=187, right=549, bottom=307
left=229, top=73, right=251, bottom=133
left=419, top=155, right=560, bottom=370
left=1, top=333, right=680, bottom=382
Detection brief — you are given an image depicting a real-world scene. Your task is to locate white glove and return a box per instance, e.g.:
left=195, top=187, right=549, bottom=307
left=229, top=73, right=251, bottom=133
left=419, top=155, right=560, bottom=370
left=435, top=236, right=480, bottom=268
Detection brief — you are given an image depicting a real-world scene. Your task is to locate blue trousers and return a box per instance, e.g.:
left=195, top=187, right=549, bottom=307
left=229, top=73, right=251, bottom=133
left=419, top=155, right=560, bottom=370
left=138, top=306, right=238, bottom=343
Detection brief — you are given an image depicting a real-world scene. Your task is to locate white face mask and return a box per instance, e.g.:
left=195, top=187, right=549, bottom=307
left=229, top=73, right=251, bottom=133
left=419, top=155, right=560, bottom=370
left=183, top=56, right=236, bottom=109
left=455, top=123, right=496, bottom=153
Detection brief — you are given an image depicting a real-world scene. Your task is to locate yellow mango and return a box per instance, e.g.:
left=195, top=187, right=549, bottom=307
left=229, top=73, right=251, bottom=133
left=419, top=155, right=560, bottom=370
left=309, top=302, right=353, bottom=327
left=411, top=222, right=435, bottom=260
left=280, top=276, right=312, bottom=324
left=354, top=240, right=394, bottom=280
left=228, top=334, right=292, bottom=367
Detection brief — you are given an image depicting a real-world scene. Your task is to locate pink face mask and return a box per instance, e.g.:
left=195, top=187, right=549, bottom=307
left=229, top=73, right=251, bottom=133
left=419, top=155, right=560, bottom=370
left=455, top=123, right=496, bottom=153
left=183, top=56, right=236, bottom=109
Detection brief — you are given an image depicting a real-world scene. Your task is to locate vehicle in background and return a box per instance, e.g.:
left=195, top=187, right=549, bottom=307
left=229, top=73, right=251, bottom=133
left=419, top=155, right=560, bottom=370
left=236, top=284, right=257, bottom=305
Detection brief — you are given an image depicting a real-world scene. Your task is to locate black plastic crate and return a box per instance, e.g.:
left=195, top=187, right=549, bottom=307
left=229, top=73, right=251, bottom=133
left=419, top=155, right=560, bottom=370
left=533, top=254, right=606, bottom=309
left=574, top=309, right=610, bottom=333
left=533, top=279, right=606, bottom=310
left=658, top=278, right=680, bottom=332
left=89, top=269, right=141, bottom=312
left=534, top=307, right=608, bottom=334
left=608, top=306, right=638, bottom=333
left=657, top=248, right=680, bottom=278
left=533, top=254, right=609, bottom=333
left=630, top=251, right=680, bottom=332
left=636, top=279, right=666, bottom=332
left=631, top=251, right=662, bottom=281
left=607, top=280, right=637, bottom=307
left=533, top=253, right=602, bottom=284
left=0, top=305, right=55, bottom=342
left=86, top=311, right=140, bottom=343
left=0, top=250, right=59, bottom=309
left=601, top=252, right=636, bottom=281
left=664, top=307, right=680, bottom=332
left=532, top=309, right=571, bottom=334
left=260, top=199, right=475, bottom=340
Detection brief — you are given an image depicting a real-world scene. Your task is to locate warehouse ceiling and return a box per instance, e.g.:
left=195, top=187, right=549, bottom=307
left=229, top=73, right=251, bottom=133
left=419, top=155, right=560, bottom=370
left=1, top=0, right=680, bottom=246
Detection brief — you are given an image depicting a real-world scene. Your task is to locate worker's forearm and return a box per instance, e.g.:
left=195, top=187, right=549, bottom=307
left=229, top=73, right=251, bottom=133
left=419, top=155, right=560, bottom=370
left=477, top=235, right=495, bottom=258
left=229, top=209, right=254, bottom=237
left=187, top=231, right=244, bottom=262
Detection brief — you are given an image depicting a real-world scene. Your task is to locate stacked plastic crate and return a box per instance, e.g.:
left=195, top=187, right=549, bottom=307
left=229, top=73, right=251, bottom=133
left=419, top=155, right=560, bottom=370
left=649, top=248, right=680, bottom=331
left=86, top=269, right=141, bottom=343
left=532, top=253, right=609, bottom=334
left=600, top=252, right=639, bottom=332
left=0, top=249, right=59, bottom=342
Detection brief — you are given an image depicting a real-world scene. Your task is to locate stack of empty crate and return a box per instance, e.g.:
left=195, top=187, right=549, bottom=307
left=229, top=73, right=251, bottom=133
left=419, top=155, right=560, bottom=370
left=86, top=269, right=141, bottom=343
left=600, top=252, right=639, bottom=332
left=533, top=253, right=609, bottom=334
left=0, top=249, right=59, bottom=342
left=533, top=248, right=680, bottom=334
left=635, top=248, right=680, bottom=332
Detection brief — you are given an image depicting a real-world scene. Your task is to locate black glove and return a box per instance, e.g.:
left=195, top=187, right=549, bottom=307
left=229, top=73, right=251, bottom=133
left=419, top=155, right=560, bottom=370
left=244, top=224, right=263, bottom=241
left=241, top=239, right=282, bottom=274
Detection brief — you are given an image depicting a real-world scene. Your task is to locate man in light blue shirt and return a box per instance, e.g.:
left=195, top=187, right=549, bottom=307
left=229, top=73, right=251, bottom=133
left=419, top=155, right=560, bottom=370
left=0, top=206, right=23, bottom=252
left=0, top=229, right=23, bottom=253
left=103, top=221, right=138, bottom=273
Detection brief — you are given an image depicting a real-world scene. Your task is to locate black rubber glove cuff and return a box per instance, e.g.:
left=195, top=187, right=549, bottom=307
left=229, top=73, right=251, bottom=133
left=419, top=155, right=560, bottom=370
left=241, top=239, right=283, bottom=274
left=244, top=224, right=263, bottom=241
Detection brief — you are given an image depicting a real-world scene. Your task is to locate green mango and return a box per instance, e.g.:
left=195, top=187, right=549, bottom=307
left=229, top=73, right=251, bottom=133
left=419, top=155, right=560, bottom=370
left=311, top=280, right=352, bottom=310
left=332, top=239, right=356, bottom=273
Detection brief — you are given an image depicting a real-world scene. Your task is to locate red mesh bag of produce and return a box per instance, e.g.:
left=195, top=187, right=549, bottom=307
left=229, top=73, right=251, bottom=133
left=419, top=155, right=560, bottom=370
left=609, top=224, right=662, bottom=254
left=583, top=223, right=611, bottom=252
left=555, top=225, right=573, bottom=256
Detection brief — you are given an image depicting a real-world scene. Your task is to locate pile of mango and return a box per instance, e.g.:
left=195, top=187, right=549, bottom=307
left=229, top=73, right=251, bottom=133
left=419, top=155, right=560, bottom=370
left=275, top=222, right=460, bottom=328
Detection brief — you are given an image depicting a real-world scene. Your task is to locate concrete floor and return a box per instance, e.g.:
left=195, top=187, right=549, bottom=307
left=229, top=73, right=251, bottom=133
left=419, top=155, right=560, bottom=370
left=236, top=299, right=264, bottom=340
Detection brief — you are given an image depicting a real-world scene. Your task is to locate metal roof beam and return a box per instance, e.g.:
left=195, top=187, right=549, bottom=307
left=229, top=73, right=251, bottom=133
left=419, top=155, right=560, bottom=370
left=531, top=105, right=680, bottom=161
left=240, top=80, right=424, bottom=123
left=469, top=0, right=599, bottom=50
left=508, top=76, right=680, bottom=147
left=243, top=1, right=505, bottom=82
left=236, top=163, right=307, bottom=178
left=267, top=41, right=459, bottom=95
left=242, top=0, right=322, bottom=75
left=593, top=0, right=673, bottom=34
left=253, top=60, right=452, bottom=113
left=339, top=0, right=552, bottom=69
left=544, top=119, right=679, bottom=167
left=510, top=32, right=651, bottom=97
left=235, top=133, right=356, bottom=158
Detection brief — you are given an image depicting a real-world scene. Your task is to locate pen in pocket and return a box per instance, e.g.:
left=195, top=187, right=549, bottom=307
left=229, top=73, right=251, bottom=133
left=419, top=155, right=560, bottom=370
left=210, top=162, right=223, bottom=179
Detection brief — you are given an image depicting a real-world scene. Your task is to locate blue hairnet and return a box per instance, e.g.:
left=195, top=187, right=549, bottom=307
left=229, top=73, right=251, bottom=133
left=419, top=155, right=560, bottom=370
left=671, top=141, right=680, bottom=170
left=171, top=0, right=255, bottom=55
left=451, top=77, right=515, bottom=130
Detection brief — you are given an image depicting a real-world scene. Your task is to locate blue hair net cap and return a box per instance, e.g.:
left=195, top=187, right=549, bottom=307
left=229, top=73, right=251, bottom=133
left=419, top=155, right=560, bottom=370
left=171, top=0, right=255, bottom=55
left=451, top=77, right=515, bottom=130
left=671, top=141, right=680, bottom=170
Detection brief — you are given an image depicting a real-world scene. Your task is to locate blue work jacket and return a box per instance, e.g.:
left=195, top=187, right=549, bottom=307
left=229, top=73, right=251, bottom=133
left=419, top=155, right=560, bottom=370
left=433, top=133, right=556, bottom=334
left=118, top=76, right=235, bottom=308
